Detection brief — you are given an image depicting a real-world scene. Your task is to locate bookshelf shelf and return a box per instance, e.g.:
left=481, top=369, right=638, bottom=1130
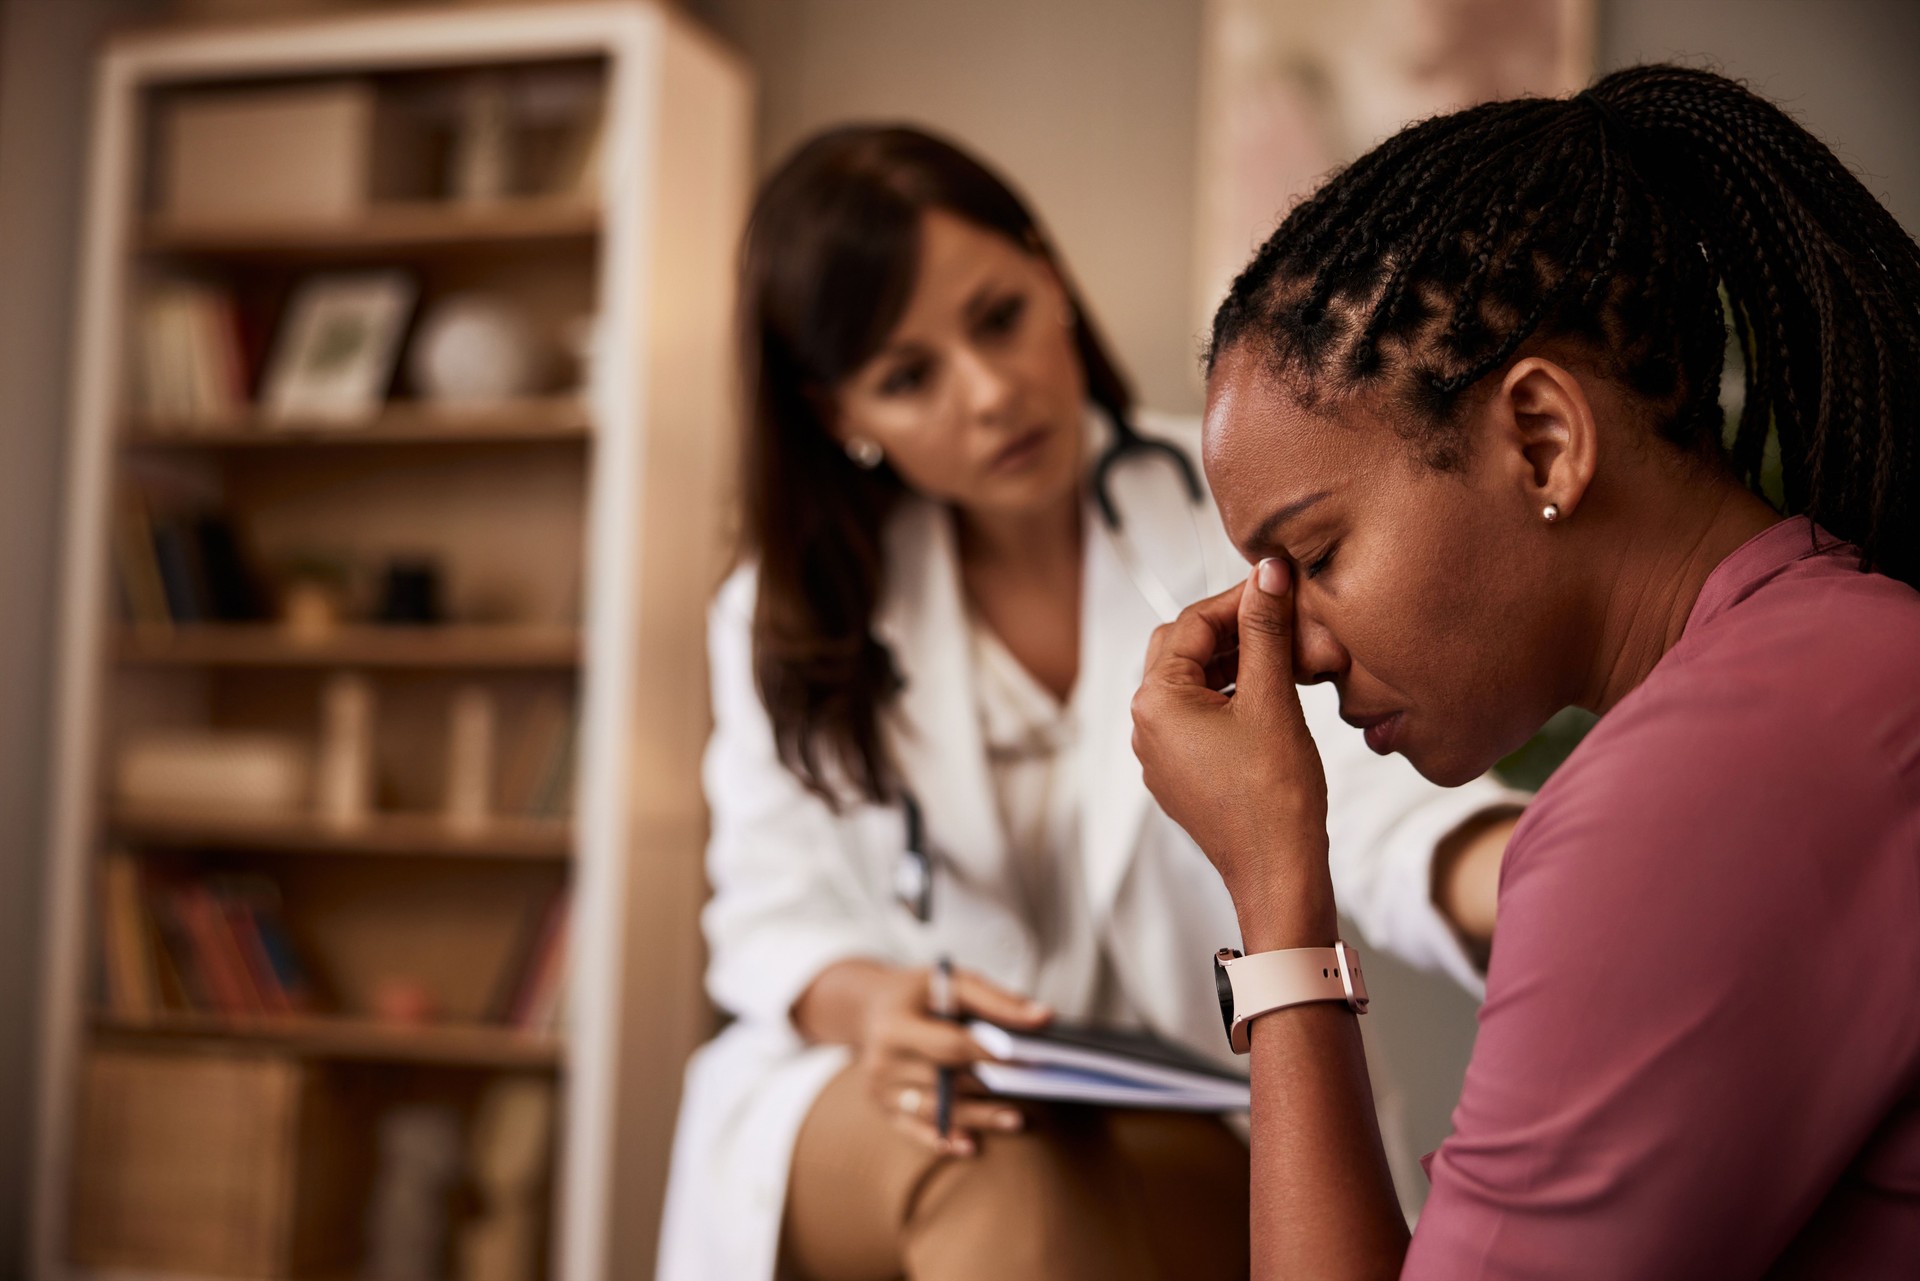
left=117, top=624, right=582, bottom=669
left=93, top=1010, right=564, bottom=1070
left=113, top=808, right=574, bottom=860
left=140, top=197, right=601, bottom=259
left=126, top=397, right=595, bottom=449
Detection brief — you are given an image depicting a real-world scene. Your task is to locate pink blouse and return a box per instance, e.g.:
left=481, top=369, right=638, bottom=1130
left=1408, top=518, right=1920, bottom=1279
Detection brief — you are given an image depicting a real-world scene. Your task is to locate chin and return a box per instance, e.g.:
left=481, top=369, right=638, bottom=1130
left=1400, top=738, right=1503, bottom=789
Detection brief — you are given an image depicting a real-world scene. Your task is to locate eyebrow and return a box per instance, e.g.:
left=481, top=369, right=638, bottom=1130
left=962, top=280, right=1014, bottom=323
left=871, top=277, right=1019, bottom=365
left=1244, top=490, right=1332, bottom=554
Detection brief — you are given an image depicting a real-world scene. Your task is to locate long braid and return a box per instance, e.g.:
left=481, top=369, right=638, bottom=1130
left=1211, top=63, right=1920, bottom=586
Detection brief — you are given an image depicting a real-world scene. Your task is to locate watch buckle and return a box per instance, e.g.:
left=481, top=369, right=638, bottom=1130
left=1335, top=939, right=1370, bottom=1013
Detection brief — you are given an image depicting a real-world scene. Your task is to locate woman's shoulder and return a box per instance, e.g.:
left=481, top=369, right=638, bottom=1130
left=1508, top=555, right=1920, bottom=919
left=712, top=559, right=759, bottom=623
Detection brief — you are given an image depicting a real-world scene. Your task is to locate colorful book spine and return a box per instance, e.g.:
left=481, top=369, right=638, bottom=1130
left=512, top=892, right=571, bottom=1032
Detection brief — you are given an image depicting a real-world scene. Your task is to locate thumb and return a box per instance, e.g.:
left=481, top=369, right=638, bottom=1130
left=953, top=971, right=1053, bottom=1029
left=1234, top=558, right=1299, bottom=715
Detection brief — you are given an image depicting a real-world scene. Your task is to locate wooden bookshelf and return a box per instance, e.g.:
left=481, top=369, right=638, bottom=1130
left=113, top=807, right=574, bottom=860
left=117, top=623, right=581, bottom=668
left=93, top=1010, right=564, bottom=1069
left=126, top=395, right=594, bottom=448
left=141, top=196, right=600, bottom=259
left=40, top=7, right=750, bottom=1281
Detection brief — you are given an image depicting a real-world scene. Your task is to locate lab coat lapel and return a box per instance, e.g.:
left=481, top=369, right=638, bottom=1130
left=1078, top=463, right=1211, bottom=926
left=873, top=499, right=1009, bottom=892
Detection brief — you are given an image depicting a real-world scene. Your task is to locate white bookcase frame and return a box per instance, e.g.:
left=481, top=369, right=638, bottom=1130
left=31, top=5, right=751, bottom=1279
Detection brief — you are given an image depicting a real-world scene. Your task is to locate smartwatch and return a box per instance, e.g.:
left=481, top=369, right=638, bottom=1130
left=1213, top=941, right=1369, bottom=1054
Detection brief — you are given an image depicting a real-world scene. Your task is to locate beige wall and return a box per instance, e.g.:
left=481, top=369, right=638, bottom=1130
left=694, top=0, right=1210, bottom=413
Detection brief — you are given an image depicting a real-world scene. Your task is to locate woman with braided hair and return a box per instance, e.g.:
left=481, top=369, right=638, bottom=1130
left=1132, top=64, right=1920, bottom=1277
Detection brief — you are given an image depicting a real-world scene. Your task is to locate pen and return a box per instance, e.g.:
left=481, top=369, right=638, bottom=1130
left=931, top=954, right=956, bottom=1143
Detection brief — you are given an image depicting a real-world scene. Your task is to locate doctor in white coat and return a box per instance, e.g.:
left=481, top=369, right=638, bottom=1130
left=657, top=126, right=1523, bottom=1281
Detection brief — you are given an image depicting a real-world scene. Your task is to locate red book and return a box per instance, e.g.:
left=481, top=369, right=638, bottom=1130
left=173, top=885, right=260, bottom=1015
left=510, top=891, right=571, bottom=1029
left=220, top=888, right=293, bottom=1015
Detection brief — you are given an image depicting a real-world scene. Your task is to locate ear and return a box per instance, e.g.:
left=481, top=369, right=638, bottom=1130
left=1484, top=356, right=1598, bottom=521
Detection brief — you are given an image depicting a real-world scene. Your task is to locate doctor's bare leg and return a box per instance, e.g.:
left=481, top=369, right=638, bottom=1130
left=780, top=1064, right=1251, bottom=1281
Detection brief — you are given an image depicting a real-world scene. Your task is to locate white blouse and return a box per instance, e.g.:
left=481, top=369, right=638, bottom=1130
left=966, top=612, right=1125, bottom=1022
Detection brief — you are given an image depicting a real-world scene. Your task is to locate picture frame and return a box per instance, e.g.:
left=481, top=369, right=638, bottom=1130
left=260, top=270, right=417, bottom=425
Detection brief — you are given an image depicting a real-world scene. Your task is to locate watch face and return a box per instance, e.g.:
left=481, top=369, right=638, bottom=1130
left=1213, top=948, right=1240, bottom=1038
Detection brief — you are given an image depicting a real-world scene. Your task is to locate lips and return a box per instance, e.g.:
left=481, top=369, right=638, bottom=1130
left=987, top=427, right=1050, bottom=474
left=1341, top=708, right=1404, bottom=756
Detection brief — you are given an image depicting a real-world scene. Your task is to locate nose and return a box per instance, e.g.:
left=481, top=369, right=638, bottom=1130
left=950, top=343, right=1015, bottom=424
left=1292, top=602, right=1347, bottom=687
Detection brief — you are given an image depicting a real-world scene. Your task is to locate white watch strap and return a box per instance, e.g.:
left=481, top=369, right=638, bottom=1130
left=1222, top=941, right=1368, bottom=1054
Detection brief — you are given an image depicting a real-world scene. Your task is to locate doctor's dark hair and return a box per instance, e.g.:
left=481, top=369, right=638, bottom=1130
left=739, top=125, right=1135, bottom=804
left=1209, top=63, right=1920, bottom=587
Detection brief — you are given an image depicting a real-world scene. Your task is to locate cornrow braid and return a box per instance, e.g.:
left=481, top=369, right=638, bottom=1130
left=1210, top=63, right=1920, bottom=587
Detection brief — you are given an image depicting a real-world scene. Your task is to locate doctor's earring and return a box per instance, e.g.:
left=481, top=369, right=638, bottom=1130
left=846, top=438, right=885, bottom=470
left=1542, top=503, right=1563, bottom=523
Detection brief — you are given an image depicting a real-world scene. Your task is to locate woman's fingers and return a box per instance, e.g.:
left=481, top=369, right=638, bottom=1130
left=888, top=1111, right=976, bottom=1157
left=1130, top=563, right=1335, bottom=940
left=881, top=1086, right=1026, bottom=1157
left=1143, top=580, right=1246, bottom=692
left=1232, top=558, right=1301, bottom=717
left=876, top=1009, right=987, bottom=1065
left=882, top=1081, right=1024, bottom=1131
left=953, top=970, right=1052, bottom=1030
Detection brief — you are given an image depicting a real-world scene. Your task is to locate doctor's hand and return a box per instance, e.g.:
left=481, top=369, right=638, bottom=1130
left=795, top=958, right=1051, bottom=1157
left=1130, top=559, right=1337, bottom=952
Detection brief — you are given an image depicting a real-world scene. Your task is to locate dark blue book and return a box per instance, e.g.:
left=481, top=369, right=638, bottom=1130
left=149, top=519, right=206, bottom=623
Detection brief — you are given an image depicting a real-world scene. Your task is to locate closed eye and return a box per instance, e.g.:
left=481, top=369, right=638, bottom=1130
left=879, top=358, right=933, bottom=397
left=1304, top=543, right=1337, bottom=580
left=977, top=293, right=1026, bottom=338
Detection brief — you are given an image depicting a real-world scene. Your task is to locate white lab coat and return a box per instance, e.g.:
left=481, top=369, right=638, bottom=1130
left=655, top=411, right=1522, bottom=1281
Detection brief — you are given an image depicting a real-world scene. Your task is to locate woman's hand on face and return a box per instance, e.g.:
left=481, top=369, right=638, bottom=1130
left=855, top=965, right=1051, bottom=1157
left=1131, top=559, right=1338, bottom=951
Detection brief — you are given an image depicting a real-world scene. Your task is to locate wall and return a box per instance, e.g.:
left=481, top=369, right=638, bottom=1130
left=691, top=0, right=1208, bottom=413
left=0, top=0, right=165, bottom=1272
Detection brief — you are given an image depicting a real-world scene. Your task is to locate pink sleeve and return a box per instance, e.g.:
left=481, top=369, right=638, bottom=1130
left=1402, top=695, right=1920, bottom=1279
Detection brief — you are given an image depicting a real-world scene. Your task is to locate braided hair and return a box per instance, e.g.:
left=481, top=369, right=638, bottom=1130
left=1209, top=64, right=1920, bottom=587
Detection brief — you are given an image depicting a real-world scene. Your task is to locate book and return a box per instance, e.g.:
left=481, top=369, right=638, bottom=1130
left=114, top=490, right=172, bottom=627
left=967, top=1020, right=1251, bottom=1112
left=99, top=851, right=160, bottom=1018
left=135, top=874, right=316, bottom=1019
left=497, top=696, right=569, bottom=817
left=506, top=890, right=570, bottom=1032
left=172, top=884, right=272, bottom=1015
left=149, top=518, right=207, bottom=623
left=134, top=281, right=248, bottom=424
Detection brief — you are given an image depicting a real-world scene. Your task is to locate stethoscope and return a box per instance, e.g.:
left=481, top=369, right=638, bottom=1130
left=892, top=414, right=1208, bottom=923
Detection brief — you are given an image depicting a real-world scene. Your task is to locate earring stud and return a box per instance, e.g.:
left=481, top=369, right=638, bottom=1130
left=1542, top=503, right=1562, bottom=523
left=846, top=438, right=885, bottom=470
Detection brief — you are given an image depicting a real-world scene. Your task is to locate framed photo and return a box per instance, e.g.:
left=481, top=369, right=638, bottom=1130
left=260, top=271, right=417, bottom=425
left=1194, top=0, right=1595, bottom=331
